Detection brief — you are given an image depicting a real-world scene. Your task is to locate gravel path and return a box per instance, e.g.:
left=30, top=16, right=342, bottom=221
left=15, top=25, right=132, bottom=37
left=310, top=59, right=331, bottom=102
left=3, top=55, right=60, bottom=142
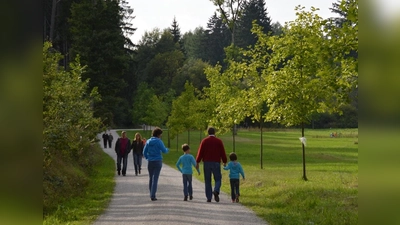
left=94, top=130, right=267, bottom=225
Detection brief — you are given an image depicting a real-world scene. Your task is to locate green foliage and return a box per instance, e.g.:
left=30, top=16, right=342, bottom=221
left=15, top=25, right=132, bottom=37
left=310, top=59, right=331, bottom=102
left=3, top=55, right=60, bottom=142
left=43, top=41, right=102, bottom=214
left=145, top=49, right=184, bottom=95
left=262, top=6, right=357, bottom=127
left=131, top=82, right=155, bottom=125
left=172, top=58, right=210, bottom=95
left=167, top=82, right=204, bottom=139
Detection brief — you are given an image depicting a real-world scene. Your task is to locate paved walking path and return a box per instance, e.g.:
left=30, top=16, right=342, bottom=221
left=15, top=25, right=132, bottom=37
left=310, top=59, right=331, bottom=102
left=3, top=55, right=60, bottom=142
left=94, top=130, right=267, bottom=225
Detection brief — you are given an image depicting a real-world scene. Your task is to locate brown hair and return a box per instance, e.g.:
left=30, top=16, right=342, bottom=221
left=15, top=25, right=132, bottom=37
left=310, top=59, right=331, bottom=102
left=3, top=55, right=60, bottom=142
left=182, top=143, right=190, bottom=152
left=229, top=152, right=237, bottom=161
left=152, top=127, right=163, bottom=137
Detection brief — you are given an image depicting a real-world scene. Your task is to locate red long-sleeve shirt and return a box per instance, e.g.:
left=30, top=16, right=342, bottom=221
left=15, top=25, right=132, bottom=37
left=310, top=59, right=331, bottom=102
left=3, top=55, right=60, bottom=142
left=196, top=135, right=227, bottom=164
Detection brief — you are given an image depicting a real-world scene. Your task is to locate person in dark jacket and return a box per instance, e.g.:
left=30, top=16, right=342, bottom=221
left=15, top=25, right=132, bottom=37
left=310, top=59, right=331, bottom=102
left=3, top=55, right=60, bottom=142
left=102, top=131, right=109, bottom=148
left=114, top=131, right=131, bottom=176
left=108, top=132, right=113, bottom=148
left=131, top=132, right=144, bottom=176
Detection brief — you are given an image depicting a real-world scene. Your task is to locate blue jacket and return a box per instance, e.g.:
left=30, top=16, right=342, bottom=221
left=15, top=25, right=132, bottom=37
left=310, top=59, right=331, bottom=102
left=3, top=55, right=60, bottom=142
left=176, top=154, right=199, bottom=175
left=143, top=137, right=169, bottom=161
left=223, top=161, right=245, bottom=179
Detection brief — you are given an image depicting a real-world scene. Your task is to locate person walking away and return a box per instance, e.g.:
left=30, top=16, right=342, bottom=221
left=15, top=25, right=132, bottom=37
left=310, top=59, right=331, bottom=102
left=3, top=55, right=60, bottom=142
left=176, top=144, right=200, bottom=201
left=114, top=131, right=131, bottom=176
left=196, top=127, right=227, bottom=202
left=143, top=127, right=169, bottom=201
left=102, top=131, right=109, bottom=148
left=223, top=152, right=245, bottom=203
left=108, top=132, right=113, bottom=148
left=131, top=132, right=144, bottom=176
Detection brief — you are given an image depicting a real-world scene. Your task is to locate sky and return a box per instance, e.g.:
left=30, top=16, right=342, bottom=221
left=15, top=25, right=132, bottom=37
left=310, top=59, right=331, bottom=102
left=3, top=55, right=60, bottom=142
left=126, top=0, right=338, bottom=44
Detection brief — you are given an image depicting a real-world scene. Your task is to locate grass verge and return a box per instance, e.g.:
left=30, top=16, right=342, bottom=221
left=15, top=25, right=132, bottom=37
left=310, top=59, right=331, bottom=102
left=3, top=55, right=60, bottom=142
left=43, top=145, right=115, bottom=225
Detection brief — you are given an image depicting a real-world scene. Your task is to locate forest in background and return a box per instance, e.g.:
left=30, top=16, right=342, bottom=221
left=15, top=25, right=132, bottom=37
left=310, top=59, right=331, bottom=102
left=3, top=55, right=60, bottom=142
left=43, top=0, right=358, bottom=129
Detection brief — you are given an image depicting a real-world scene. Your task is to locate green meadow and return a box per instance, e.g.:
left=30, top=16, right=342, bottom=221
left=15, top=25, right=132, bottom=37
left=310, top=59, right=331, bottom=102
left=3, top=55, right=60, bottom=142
left=141, top=128, right=358, bottom=225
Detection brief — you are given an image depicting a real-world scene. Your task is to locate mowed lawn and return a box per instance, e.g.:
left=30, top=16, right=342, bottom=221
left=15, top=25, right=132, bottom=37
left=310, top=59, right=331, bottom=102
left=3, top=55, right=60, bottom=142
left=129, top=128, right=358, bottom=225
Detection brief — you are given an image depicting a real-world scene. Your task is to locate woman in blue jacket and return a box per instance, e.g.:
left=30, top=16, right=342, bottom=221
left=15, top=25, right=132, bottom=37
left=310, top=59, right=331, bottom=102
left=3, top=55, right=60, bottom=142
left=143, top=127, right=169, bottom=201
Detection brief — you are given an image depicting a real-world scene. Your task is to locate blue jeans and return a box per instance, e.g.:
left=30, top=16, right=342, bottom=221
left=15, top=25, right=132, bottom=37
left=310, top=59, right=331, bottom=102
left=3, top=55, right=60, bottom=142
left=147, top=160, right=162, bottom=199
left=230, top=179, right=240, bottom=200
left=203, top=162, right=222, bottom=200
left=117, top=155, right=128, bottom=175
left=182, top=174, right=193, bottom=197
left=133, top=153, right=142, bottom=174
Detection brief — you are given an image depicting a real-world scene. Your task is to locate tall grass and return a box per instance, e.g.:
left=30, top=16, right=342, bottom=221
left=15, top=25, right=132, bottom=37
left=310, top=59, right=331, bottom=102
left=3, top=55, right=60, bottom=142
left=43, top=145, right=115, bottom=225
left=143, top=128, right=358, bottom=225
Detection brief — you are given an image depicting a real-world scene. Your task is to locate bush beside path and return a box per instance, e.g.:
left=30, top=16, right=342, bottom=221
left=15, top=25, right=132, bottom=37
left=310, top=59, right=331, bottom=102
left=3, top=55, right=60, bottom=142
left=94, top=130, right=267, bottom=225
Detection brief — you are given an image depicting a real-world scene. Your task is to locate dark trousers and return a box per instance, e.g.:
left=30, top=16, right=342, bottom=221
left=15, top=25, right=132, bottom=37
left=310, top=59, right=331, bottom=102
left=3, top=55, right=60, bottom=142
left=133, top=153, right=142, bottom=174
left=148, top=160, right=162, bottom=199
left=182, top=174, right=193, bottom=197
left=103, top=140, right=107, bottom=148
left=229, top=179, right=240, bottom=200
left=203, top=162, right=222, bottom=200
left=117, top=155, right=128, bottom=175
left=108, top=140, right=112, bottom=148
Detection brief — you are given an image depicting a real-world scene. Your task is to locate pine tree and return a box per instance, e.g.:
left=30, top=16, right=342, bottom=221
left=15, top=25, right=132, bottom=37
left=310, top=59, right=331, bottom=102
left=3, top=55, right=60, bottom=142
left=170, top=16, right=181, bottom=43
left=236, top=0, right=272, bottom=48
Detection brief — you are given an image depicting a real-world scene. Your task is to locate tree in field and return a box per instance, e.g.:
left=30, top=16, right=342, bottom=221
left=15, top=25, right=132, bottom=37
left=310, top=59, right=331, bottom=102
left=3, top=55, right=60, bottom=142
left=167, top=82, right=200, bottom=144
left=260, top=6, right=357, bottom=180
left=142, top=94, right=169, bottom=128
left=131, top=82, right=155, bottom=126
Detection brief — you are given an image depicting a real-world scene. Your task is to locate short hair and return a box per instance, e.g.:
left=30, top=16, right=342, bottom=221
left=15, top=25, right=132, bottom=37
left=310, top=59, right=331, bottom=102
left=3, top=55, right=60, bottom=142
left=182, top=143, right=190, bottom=152
left=152, top=127, right=163, bottom=137
left=229, top=152, right=237, bottom=161
left=207, top=127, right=215, bottom=135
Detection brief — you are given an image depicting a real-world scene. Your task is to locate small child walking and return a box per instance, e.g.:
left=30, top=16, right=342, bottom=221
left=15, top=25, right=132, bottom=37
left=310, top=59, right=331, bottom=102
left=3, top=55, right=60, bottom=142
left=176, top=144, right=200, bottom=201
left=223, top=152, right=245, bottom=203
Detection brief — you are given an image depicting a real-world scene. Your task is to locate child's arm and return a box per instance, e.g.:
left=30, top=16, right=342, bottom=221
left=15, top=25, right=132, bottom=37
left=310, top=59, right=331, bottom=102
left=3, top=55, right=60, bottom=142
left=176, top=158, right=182, bottom=173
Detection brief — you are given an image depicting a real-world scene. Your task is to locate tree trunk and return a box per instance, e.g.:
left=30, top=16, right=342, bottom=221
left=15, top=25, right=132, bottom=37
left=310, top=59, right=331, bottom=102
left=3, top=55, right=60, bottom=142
left=232, top=125, right=236, bottom=152
left=260, top=118, right=263, bottom=169
left=49, top=0, right=57, bottom=41
left=302, top=122, right=308, bottom=181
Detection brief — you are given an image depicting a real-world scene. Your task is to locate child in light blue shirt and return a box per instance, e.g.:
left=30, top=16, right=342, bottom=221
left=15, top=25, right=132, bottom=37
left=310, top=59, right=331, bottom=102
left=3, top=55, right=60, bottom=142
left=176, top=144, right=200, bottom=201
left=223, top=152, right=245, bottom=203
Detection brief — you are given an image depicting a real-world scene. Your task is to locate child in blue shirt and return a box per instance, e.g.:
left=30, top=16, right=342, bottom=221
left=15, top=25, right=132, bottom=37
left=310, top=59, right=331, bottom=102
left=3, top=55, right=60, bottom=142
left=223, top=152, right=245, bottom=203
left=176, top=144, right=200, bottom=201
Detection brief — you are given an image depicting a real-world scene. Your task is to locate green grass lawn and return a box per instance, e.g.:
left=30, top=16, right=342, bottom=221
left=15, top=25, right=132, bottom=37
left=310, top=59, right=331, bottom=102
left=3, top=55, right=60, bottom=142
left=133, top=128, right=358, bottom=225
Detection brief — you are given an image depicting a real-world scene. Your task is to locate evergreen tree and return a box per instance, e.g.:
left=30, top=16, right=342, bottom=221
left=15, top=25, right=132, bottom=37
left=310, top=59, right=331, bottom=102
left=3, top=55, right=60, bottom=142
left=181, top=27, right=208, bottom=61
left=69, top=0, right=130, bottom=127
left=170, top=16, right=181, bottom=43
left=236, top=0, right=272, bottom=48
left=204, top=13, right=231, bottom=66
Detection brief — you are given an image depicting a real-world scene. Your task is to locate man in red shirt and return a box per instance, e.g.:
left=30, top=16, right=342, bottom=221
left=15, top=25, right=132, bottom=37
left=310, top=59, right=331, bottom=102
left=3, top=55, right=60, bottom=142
left=196, top=127, right=227, bottom=202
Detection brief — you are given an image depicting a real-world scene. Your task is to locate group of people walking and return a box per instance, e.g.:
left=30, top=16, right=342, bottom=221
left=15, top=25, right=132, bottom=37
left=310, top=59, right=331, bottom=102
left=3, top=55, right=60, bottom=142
left=107, top=127, right=245, bottom=203
left=101, top=131, right=113, bottom=148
